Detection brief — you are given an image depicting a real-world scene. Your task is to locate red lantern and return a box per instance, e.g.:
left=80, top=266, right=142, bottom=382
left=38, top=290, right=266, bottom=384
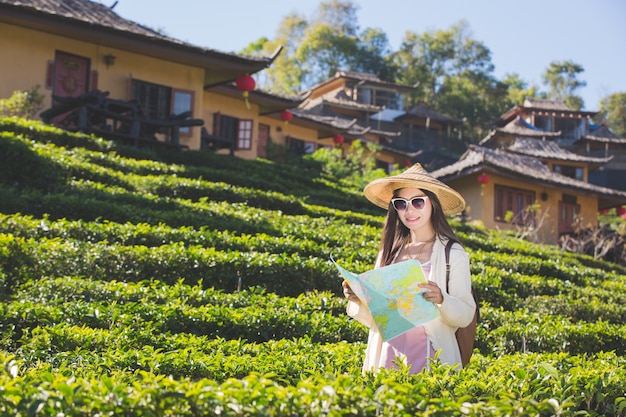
left=477, top=173, right=490, bottom=185
left=617, top=206, right=626, bottom=217
left=333, top=134, right=344, bottom=144
left=280, top=110, right=293, bottom=124
left=235, top=74, right=256, bottom=109
left=599, top=208, right=610, bottom=215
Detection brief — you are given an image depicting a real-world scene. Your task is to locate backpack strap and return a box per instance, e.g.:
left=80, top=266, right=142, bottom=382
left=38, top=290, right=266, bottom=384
left=445, top=239, right=480, bottom=322
left=444, top=239, right=454, bottom=293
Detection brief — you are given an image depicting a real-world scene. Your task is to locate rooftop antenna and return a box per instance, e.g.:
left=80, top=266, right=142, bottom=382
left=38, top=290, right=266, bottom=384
left=110, top=1, right=118, bottom=9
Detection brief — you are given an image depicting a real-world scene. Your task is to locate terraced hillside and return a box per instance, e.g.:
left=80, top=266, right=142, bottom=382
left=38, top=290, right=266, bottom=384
left=1, top=117, right=625, bottom=416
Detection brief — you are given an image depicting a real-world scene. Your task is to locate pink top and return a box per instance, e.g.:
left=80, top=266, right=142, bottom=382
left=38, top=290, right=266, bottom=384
left=379, top=261, right=435, bottom=374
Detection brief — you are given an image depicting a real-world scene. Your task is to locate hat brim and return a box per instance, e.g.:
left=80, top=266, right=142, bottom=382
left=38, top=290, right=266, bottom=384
left=364, top=177, right=465, bottom=216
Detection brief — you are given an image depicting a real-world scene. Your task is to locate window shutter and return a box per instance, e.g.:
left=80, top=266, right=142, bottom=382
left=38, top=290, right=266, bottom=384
left=45, top=60, right=54, bottom=89
left=212, top=112, right=221, bottom=137
left=91, top=70, right=98, bottom=90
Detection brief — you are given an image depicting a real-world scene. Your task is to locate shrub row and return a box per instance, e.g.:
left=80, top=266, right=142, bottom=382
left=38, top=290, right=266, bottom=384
left=1, top=351, right=624, bottom=416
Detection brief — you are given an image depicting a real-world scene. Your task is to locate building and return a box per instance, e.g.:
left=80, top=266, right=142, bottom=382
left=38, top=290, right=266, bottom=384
left=300, top=71, right=467, bottom=171
left=433, top=99, right=626, bottom=244
left=0, top=0, right=361, bottom=160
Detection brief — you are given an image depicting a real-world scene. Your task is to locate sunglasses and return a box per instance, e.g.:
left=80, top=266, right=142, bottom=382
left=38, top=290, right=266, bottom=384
left=391, top=196, right=430, bottom=211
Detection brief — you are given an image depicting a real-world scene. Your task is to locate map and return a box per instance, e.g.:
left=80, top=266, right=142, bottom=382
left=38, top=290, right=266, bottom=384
left=332, top=257, right=439, bottom=341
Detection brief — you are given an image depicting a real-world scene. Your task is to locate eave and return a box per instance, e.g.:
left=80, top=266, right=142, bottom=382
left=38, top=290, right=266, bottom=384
left=209, top=85, right=306, bottom=116
left=432, top=145, right=626, bottom=210
left=0, top=3, right=279, bottom=87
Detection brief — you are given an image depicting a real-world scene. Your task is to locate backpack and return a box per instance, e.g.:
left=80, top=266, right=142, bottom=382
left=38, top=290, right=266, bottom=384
left=444, top=240, right=479, bottom=368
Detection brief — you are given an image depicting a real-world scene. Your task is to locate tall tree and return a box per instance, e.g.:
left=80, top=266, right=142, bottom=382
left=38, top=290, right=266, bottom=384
left=246, top=13, right=310, bottom=95
left=252, top=0, right=395, bottom=94
left=542, top=60, right=586, bottom=110
left=500, top=73, right=541, bottom=106
left=596, top=92, right=626, bottom=137
left=349, top=28, right=397, bottom=82
left=392, top=20, right=509, bottom=140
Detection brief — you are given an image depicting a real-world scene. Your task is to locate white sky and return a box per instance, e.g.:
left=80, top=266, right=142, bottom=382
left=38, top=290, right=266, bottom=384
left=102, top=0, right=626, bottom=111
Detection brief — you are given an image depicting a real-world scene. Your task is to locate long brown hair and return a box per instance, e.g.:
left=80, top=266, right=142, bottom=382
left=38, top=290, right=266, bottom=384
left=378, top=188, right=461, bottom=267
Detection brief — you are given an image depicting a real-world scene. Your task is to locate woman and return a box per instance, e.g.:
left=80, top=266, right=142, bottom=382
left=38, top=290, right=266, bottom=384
left=343, top=163, right=475, bottom=373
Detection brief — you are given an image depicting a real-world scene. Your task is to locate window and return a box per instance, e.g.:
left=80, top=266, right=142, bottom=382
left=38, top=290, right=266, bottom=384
left=131, top=80, right=171, bottom=119
left=131, top=80, right=195, bottom=135
left=554, top=117, right=579, bottom=140
left=171, top=89, right=194, bottom=135
left=494, top=185, right=536, bottom=224
left=356, top=87, right=402, bottom=110
left=213, top=113, right=238, bottom=144
left=211, top=113, right=253, bottom=150
left=238, top=119, right=253, bottom=150
left=553, top=164, right=583, bottom=180
left=559, top=195, right=580, bottom=234
left=288, top=137, right=317, bottom=155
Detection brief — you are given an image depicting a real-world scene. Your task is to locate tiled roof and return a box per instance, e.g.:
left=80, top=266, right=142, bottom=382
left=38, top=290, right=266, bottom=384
left=0, top=0, right=270, bottom=62
left=335, top=71, right=415, bottom=90
left=306, top=70, right=415, bottom=94
left=431, top=145, right=626, bottom=202
left=495, top=115, right=560, bottom=137
left=578, top=125, right=626, bottom=144
left=3, top=0, right=182, bottom=43
left=507, top=137, right=612, bottom=164
left=523, top=98, right=571, bottom=111
left=397, top=102, right=461, bottom=123
left=307, top=92, right=383, bottom=113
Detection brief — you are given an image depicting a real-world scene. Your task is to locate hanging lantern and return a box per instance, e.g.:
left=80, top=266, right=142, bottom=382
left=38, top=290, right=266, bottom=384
left=280, top=110, right=293, bottom=125
left=477, top=173, right=489, bottom=197
left=235, top=74, right=256, bottom=109
left=617, top=206, right=626, bottom=217
left=599, top=208, right=610, bottom=215
left=333, top=134, right=344, bottom=145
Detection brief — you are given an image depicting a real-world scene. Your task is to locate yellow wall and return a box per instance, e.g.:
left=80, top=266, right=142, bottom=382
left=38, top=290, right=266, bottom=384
left=450, top=174, right=599, bottom=245
left=203, top=91, right=320, bottom=160
left=0, top=22, right=206, bottom=149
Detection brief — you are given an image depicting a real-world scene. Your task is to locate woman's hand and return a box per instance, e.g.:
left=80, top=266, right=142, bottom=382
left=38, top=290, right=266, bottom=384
left=419, top=281, right=443, bottom=304
left=342, top=280, right=360, bottom=302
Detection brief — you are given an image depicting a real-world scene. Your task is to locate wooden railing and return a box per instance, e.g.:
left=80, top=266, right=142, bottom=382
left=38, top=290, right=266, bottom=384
left=40, top=90, right=203, bottom=149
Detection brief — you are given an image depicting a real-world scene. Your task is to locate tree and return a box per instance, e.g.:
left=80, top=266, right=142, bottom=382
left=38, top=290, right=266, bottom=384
left=596, top=92, right=626, bottom=137
left=501, top=73, right=541, bottom=106
left=248, top=14, right=309, bottom=95
left=256, top=0, right=395, bottom=95
left=542, top=60, right=586, bottom=110
left=349, top=28, right=398, bottom=82
left=392, top=20, right=509, bottom=140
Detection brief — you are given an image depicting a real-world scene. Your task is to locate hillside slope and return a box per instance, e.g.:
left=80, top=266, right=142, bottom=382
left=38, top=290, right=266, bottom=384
left=1, top=117, right=625, bottom=416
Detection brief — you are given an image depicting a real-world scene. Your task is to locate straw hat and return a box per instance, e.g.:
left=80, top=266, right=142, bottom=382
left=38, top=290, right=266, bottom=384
left=363, top=163, right=466, bottom=215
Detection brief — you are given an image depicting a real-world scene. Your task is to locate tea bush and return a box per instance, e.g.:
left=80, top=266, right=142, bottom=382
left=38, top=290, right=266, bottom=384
left=1, top=118, right=625, bottom=416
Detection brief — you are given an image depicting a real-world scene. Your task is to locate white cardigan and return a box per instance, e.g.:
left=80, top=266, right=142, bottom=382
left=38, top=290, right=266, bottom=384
left=346, top=238, right=476, bottom=371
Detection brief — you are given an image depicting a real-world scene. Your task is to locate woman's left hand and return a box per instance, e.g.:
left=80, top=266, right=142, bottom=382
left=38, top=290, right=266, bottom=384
left=419, top=281, right=443, bottom=304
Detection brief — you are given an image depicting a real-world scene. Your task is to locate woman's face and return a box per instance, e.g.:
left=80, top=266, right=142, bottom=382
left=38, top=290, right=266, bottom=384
left=393, top=187, right=433, bottom=234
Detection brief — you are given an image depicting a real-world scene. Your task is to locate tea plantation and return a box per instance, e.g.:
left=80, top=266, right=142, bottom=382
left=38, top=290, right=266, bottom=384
left=1, top=117, right=625, bottom=416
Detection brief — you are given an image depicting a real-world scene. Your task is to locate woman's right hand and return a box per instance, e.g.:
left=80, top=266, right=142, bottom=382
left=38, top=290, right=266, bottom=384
left=342, top=280, right=360, bottom=302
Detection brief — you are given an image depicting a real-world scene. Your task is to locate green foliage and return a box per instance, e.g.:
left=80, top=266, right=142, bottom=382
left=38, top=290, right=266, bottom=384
left=1, top=118, right=626, bottom=416
left=596, top=92, right=626, bottom=137
left=304, top=139, right=387, bottom=190
left=542, top=60, right=587, bottom=109
left=0, top=86, right=45, bottom=119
